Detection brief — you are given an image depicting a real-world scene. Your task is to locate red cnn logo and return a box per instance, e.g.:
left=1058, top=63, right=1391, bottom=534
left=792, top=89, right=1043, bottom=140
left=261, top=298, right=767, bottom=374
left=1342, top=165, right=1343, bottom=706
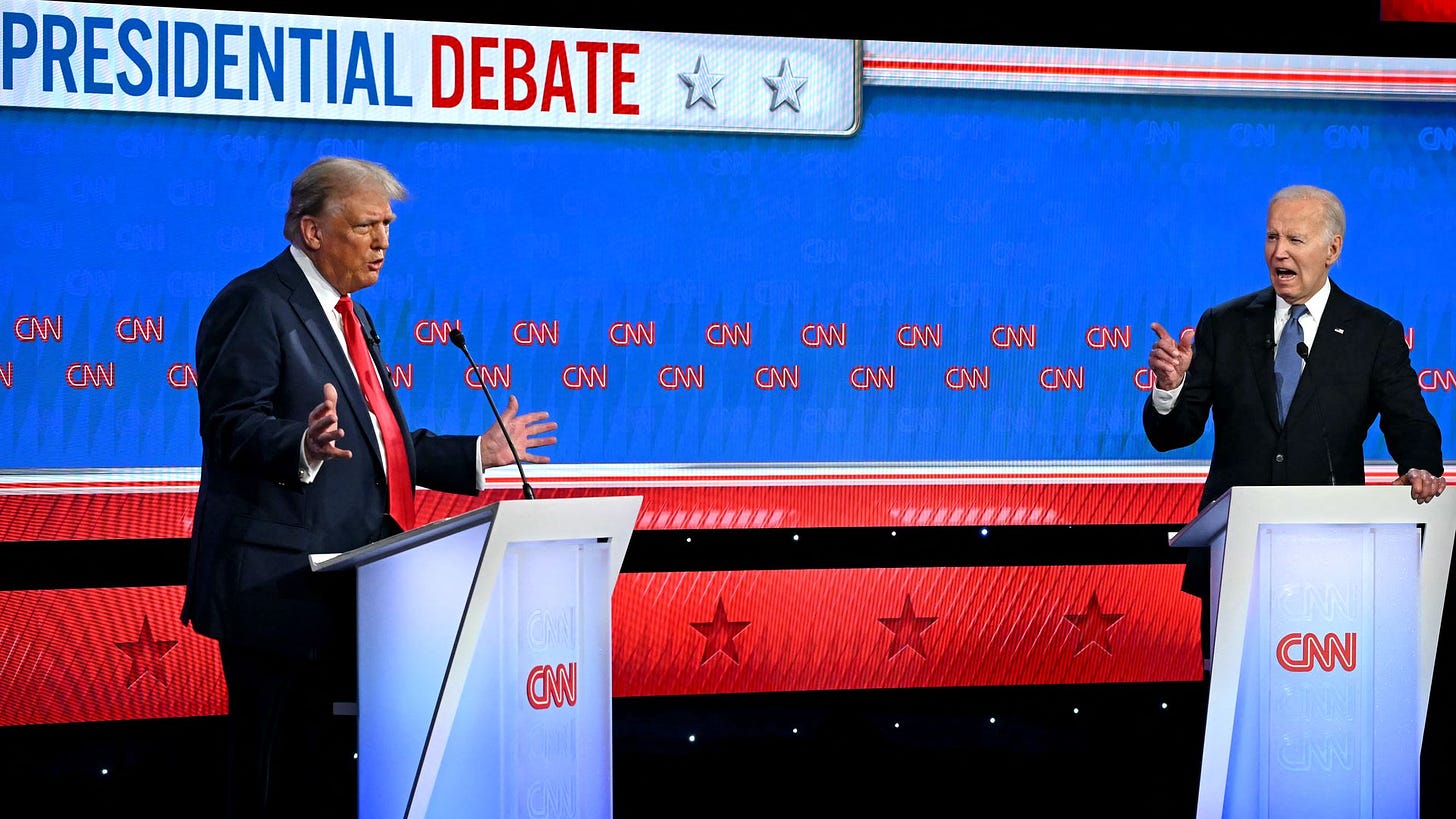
left=413, top=319, right=461, bottom=345
left=560, top=364, right=607, bottom=390
left=990, top=324, right=1036, bottom=349
left=512, top=320, right=559, bottom=346
left=609, top=321, right=656, bottom=346
left=65, top=362, right=115, bottom=389
left=166, top=363, right=198, bottom=389
left=14, top=315, right=63, bottom=342
left=896, top=323, right=942, bottom=348
left=115, top=316, right=164, bottom=343
left=801, top=322, right=846, bottom=348
left=1420, top=368, right=1456, bottom=392
left=465, top=363, right=511, bottom=390
left=1276, top=632, right=1357, bottom=672
left=526, top=662, right=577, bottom=710
left=1085, top=325, right=1132, bottom=349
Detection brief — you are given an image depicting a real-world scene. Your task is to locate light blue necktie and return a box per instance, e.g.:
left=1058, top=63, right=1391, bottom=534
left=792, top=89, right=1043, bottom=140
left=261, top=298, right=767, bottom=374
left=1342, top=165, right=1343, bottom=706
left=1275, top=304, right=1308, bottom=423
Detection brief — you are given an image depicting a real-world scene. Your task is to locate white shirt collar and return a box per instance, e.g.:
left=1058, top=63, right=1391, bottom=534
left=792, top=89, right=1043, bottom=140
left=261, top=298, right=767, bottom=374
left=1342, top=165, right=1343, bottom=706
left=289, top=244, right=345, bottom=317
left=1278, top=277, right=1332, bottom=321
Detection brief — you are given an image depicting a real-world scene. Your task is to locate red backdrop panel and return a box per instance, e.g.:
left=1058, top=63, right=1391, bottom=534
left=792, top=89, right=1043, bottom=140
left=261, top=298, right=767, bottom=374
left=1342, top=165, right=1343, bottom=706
left=0, top=563, right=1201, bottom=726
left=611, top=564, right=1202, bottom=696
left=0, top=586, right=226, bottom=727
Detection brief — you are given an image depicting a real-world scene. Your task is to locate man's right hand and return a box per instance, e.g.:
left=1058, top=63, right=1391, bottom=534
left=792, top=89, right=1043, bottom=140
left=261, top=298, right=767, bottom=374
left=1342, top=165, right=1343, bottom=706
left=1148, top=322, right=1194, bottom=391
left=305, top=382, right=351, bottom=465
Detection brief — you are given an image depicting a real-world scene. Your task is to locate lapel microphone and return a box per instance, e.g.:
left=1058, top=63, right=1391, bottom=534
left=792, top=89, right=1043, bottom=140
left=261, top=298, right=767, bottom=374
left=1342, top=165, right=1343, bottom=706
left=1296, top=341, right=1337, bottom=486
left=448, top=328, right=535, bottom=500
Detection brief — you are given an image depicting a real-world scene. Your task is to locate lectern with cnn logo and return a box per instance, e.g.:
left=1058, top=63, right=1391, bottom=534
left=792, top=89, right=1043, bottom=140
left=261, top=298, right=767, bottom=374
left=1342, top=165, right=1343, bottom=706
left=1172, top=485, right=1455, bottom=818
left=311, top=495, right=642, bottom=819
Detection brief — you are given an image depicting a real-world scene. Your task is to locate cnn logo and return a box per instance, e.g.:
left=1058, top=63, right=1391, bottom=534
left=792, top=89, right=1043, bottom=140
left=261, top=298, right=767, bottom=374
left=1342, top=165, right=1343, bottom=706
left=526, top=662, right=577, bottom=710
left=1276, top=632, right=1357, bottom=672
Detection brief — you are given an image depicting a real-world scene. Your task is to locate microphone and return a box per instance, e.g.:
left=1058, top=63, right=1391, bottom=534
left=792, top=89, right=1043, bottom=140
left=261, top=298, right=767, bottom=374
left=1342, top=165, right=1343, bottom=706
left=1264, top=335, right=1274, bottom=351
left=354, top=308, right=383, bottom=347
left=448, top=328, right=535, bottom=500
left=1296, top=341, right=1336, bottom=486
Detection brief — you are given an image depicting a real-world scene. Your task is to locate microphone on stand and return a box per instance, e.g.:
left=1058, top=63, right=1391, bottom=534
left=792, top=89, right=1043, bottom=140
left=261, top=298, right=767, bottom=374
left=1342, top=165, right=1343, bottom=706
left=1296, top=341, right=1336, bottom=486
left=448, top=328, right=535, bottom=500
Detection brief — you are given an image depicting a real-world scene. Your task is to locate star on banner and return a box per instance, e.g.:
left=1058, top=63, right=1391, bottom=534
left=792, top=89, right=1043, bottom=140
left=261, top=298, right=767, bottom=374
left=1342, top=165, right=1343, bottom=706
left=1063, top=592, right=1125, bottom=657
left=678, top=55, right=725, bottom=110
left=878, top=594, right=938, bottom=660
left=691, top=596, right=752, bottom=665
left=114, top=615, right=179, bottom=688
left=762, top=58, right=806, bottom=112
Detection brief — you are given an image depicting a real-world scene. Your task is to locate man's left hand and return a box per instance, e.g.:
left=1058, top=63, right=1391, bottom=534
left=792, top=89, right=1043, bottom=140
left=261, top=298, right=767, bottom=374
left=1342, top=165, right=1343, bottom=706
left=480, top=395, right=558, bottom=467
left=1393, top=468, right=1447, bottom=504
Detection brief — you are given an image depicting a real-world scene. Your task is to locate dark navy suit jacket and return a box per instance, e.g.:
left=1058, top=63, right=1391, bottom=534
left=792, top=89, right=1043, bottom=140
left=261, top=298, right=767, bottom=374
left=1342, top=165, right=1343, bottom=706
left=181, top=248, right=479, bottom=656
left=1144, top=281, right=1443, bottom=510
left=1143, top=282, right=1443, bottom=600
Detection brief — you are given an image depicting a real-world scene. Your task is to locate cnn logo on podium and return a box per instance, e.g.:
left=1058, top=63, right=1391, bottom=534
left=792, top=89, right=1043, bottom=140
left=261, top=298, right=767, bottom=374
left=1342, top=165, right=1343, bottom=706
left=1276, top=632, right=1357, bottom=672
left=526, top=662, right=578, bottom=710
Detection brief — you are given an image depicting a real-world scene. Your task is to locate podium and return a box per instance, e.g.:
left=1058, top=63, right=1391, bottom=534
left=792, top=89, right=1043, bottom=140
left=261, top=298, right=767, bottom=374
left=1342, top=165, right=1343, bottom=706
left=310, top=495, right=643, bottom=819
left=1172, top=485, right=1454, bottom=818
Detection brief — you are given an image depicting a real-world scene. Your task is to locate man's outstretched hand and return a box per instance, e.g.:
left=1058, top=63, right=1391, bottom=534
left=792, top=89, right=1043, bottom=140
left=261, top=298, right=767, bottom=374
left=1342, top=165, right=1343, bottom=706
left=305, top=382, right=351, bottom=465
left=1148, top=322, right=1195, bottom=391
left=480, top=395, right=558, bottom=467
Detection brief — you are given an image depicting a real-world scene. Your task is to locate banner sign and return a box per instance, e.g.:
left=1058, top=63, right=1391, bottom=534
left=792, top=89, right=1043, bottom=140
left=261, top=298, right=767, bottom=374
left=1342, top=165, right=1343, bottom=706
left=0, top=1, right=860, bottom=134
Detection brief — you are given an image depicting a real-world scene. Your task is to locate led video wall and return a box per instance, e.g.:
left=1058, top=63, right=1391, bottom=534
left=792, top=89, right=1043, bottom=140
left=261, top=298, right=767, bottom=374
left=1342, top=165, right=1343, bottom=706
left=2, top=3, right=1454, bottom=727
left=4, top=3, right=1453, bottom=484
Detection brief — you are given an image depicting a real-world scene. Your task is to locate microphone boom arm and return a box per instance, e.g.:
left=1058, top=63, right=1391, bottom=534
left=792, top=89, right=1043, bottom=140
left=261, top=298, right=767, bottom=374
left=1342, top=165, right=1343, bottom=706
left=449, top=328, right=535, bottom=500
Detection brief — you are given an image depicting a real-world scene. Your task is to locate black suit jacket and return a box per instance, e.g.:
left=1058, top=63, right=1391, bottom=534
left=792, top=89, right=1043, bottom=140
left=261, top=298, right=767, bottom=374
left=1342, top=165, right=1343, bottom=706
left=181, top=248, right=479, bottom=656
left=1144, top=281, right=1443, bottom=512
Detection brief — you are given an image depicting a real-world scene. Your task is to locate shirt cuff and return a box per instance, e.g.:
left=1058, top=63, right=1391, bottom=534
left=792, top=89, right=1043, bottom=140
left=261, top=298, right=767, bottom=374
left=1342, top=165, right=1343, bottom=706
left=475, top=435, right=486, bottom=491
left=298, top=434, right=323, bottom=483
left=1150, top=382, right=1181, bottom=414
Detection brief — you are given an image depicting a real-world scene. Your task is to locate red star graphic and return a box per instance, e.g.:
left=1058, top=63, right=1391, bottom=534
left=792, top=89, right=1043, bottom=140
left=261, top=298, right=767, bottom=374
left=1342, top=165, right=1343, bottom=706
left=1063, top=592, right=1125, bottom=657
left=690, top=596, right=752, bottom=665
left=877, top=594, right=938, bottom=660
left=113, top=615, right=179, bottom=688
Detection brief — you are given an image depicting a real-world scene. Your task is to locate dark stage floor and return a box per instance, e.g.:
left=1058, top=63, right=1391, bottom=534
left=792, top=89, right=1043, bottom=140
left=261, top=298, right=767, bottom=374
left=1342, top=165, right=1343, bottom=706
left=1, top=680, right=1210, bottom=817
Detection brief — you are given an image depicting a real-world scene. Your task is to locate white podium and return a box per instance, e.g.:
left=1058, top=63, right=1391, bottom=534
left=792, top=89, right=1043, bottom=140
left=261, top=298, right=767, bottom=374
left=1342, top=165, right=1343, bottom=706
left=1172, top=486, right=1454, bottom=819
left=311, top=495, right=642, bottom=819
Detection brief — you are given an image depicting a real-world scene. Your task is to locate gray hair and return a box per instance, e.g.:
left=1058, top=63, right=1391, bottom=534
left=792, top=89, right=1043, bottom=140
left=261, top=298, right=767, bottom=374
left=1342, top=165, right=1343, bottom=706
left=283, top=157, right=408, bottom=244
left=1269, top=184, right=1346, bottom=243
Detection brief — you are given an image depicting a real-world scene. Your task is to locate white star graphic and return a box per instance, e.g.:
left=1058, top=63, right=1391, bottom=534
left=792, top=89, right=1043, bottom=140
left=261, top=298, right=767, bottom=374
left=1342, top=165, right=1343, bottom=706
left=763, top=58, right=806, bottom=112
left=679, top=56, right=725, bottom=110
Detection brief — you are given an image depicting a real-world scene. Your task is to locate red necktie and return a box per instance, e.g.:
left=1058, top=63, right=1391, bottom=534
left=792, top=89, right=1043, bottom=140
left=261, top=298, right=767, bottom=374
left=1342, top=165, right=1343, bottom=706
left=336, top=295, right=415, bottom=531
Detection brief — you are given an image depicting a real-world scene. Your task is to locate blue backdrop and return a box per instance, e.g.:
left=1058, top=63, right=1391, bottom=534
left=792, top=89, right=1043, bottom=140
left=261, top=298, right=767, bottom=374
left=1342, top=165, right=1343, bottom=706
left=2, top=85, right=1453, bottom=468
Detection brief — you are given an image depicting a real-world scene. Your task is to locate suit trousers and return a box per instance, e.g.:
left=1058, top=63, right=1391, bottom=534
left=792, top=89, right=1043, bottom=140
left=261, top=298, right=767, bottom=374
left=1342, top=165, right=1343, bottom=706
left=219, top=636, right=358, bottom=819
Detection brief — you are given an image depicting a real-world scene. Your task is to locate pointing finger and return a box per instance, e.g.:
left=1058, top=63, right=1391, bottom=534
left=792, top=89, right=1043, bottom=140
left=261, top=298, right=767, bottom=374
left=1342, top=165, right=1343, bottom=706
left=1150, top=322, right=1171, bottom=340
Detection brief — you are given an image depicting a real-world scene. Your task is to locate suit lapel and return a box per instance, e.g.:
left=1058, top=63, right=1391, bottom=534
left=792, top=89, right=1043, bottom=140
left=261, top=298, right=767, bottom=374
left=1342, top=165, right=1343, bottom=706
left=273, top=252, right=387, bottom=473
left=1287, top=283, right=1353, bottom=423
left=1242, top=289, right=1280, bottom=429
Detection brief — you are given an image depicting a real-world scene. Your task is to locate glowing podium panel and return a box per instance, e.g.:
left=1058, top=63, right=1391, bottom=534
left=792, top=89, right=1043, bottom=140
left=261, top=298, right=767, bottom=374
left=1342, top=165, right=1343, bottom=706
left=1172, top=486, right=1454, bottom=819
left=312, top=495, right=642, bottom=819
